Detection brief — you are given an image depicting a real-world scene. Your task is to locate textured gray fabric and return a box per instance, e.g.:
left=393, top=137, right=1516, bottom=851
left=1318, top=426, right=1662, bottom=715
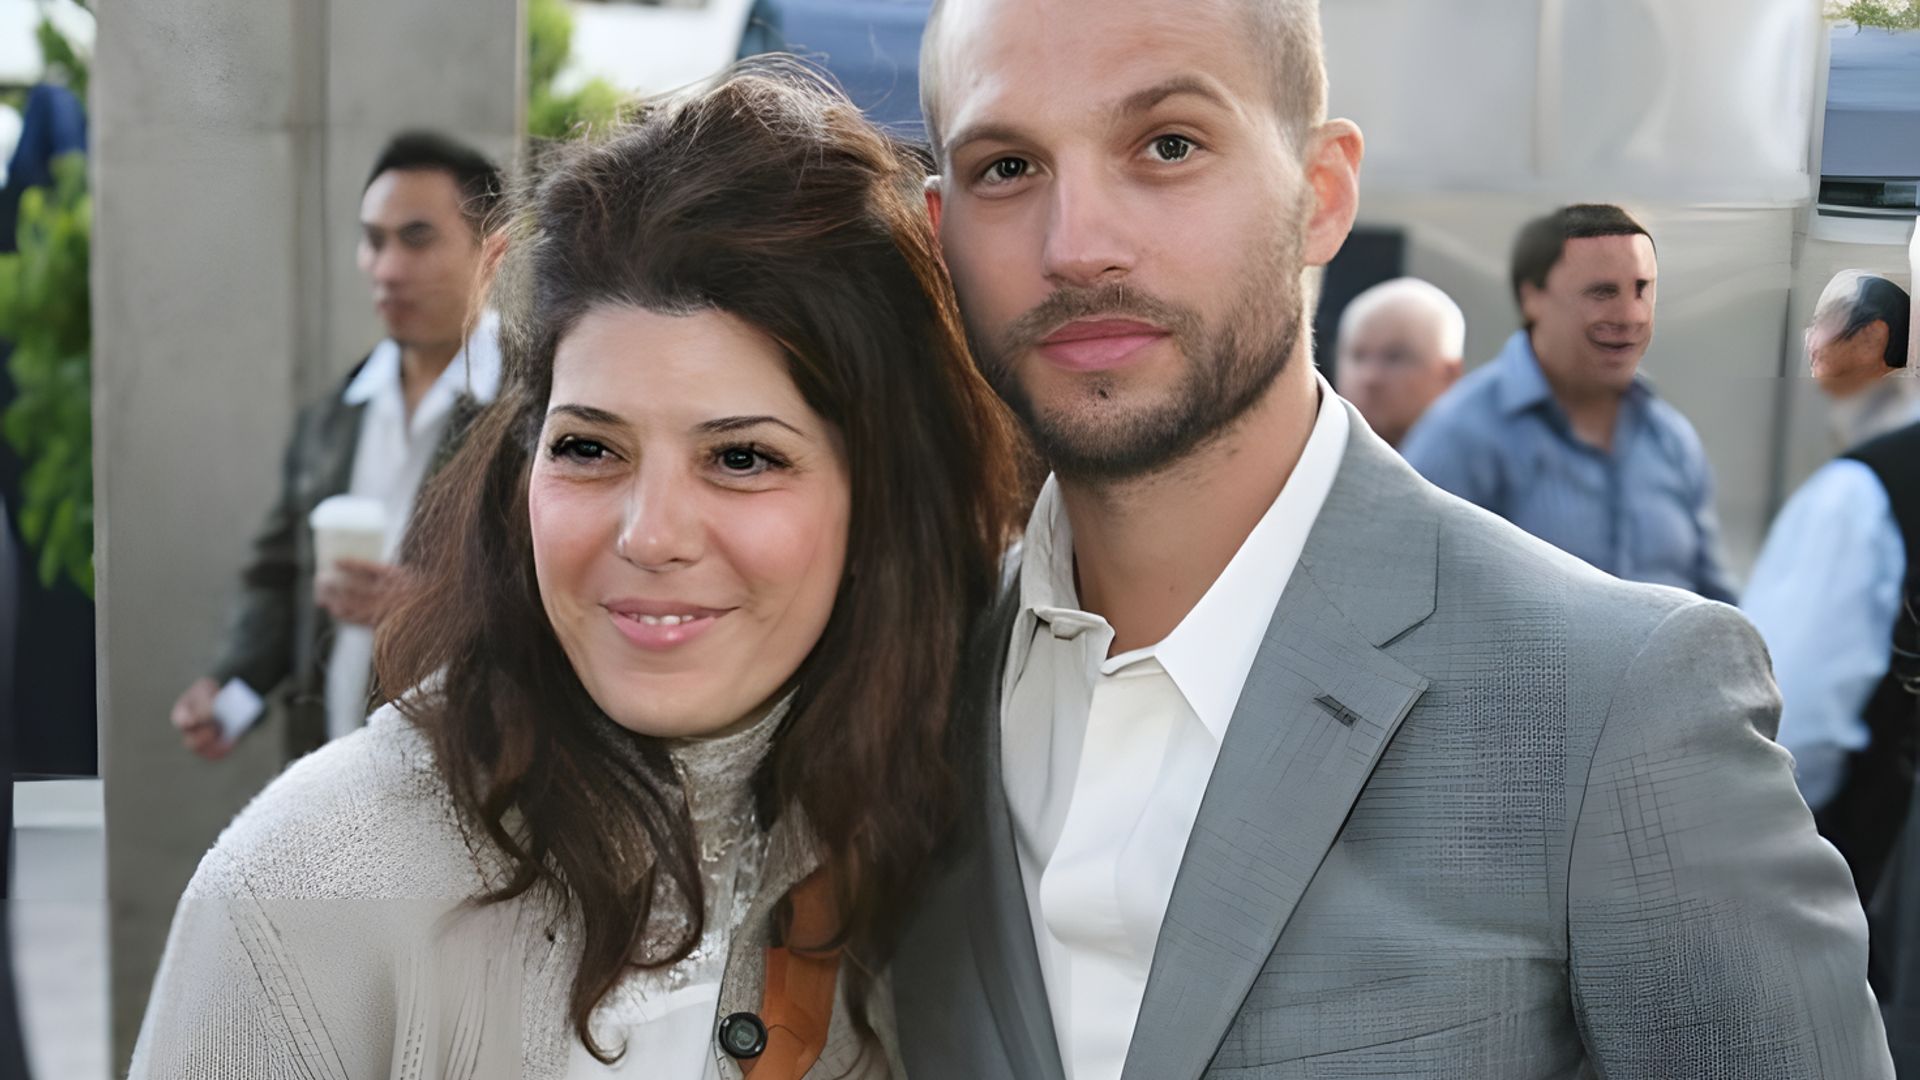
left=893, top=402, right=1892, bottom=1079
left=1867, top=774, right=1920, bottom=1072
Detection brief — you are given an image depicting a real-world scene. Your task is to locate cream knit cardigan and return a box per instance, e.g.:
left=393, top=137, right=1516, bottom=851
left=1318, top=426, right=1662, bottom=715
left=126, top=704, right=898, bottom=1080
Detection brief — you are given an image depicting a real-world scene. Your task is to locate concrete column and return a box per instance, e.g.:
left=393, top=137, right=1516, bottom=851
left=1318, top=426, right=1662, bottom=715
left=91, top=0, right=521, bottom=1066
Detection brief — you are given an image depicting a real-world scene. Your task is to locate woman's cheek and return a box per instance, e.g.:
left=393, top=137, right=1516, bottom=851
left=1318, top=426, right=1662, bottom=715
left=527, top=473, right=602, bottom=606
left=724, top=491, right=848, bottom=609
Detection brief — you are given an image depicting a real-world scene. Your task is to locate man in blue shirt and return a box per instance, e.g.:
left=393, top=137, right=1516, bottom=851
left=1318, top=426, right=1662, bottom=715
left=1401, top=204, right=1736, bottom=602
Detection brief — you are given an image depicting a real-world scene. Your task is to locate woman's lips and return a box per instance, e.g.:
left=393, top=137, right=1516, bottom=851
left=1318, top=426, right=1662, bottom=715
left=1038, top=319, right=1170, bottom=373
left=604, top=601, right=732, bottom=652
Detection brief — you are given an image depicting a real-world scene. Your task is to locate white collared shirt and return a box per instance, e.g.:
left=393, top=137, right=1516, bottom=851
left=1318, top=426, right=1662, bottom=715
left=324, top=311, right=503, bottom=741
left=1001, top=374, right=1350, bottom=1080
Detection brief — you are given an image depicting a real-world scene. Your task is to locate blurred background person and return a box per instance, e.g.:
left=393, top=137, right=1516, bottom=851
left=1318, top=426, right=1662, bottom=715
left=1745, top=283, right=1915, bottom=903
left=167, top=131, right=504, bottom=765
left=0, top=500, right=31, bottom=1079
left=3, top=73, right=92, bottom=784
left=1807, top=270, right=1918, bottom=448
left=1402, top=204, right=1737, bottom=603
left=1333, top=276, right=1465, bottom=449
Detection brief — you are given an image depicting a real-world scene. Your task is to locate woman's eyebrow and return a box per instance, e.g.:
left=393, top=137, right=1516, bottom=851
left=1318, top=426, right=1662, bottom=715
left=546, top=403, right=625, bottom=425
left=695, top=415, right=804, bottom=437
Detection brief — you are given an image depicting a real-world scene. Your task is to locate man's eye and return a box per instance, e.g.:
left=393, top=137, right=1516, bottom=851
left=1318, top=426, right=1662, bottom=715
left=1148, top=135, right=1196, bottom=163
left=982, top=157, right=1029, bottom=184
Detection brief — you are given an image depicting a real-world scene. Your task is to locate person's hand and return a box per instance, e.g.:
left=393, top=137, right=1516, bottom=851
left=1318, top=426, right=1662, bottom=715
left=314, top=558, right=408, bottom=627
left=171, top=676, right=232, bottom=761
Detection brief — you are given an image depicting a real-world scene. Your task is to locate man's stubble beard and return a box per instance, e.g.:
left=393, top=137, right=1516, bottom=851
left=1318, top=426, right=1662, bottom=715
left=966, top=202, right=1310, bottom=485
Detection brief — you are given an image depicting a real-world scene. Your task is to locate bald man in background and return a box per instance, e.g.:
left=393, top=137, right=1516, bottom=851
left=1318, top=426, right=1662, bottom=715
left=1333, top=277, right=1464, bottom=448
left=1805, top=270, right=1919, bottom=450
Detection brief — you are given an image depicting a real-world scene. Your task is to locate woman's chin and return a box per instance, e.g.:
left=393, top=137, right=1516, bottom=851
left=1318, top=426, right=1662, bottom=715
left=583, top=676, right=772, bottom=741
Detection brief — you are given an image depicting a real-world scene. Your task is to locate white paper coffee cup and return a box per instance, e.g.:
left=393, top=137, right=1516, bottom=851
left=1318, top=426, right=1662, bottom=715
left=309, top=495, right=389, bottom=571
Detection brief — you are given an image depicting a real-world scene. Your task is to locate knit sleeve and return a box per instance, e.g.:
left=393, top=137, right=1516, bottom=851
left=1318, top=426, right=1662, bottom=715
left=125, top=856, right=344, bottom=1079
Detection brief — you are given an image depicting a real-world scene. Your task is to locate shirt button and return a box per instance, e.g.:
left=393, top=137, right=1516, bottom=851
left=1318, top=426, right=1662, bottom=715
left=718, top=1012, right=768, bottom=1059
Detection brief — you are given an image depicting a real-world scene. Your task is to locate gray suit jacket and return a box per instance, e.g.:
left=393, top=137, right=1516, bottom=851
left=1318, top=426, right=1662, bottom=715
left=893, top=406, right=1892, bottom=1079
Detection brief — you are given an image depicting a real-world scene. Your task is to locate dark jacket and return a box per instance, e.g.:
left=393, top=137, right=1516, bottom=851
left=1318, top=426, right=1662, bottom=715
left=209, top=358, right=482, bottom=758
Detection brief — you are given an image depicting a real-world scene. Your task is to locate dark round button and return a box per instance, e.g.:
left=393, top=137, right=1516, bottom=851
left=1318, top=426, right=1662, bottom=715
left=719, top=1011, right=768, bottom=1059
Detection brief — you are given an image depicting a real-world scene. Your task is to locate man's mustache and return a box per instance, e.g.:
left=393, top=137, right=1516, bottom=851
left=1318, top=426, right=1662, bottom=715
left=998, top=282, right=1201, bottom=359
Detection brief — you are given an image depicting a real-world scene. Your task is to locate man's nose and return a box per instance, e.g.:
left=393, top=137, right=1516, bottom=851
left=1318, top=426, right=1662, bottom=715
left=1040, top=169, right=1135, bottom=289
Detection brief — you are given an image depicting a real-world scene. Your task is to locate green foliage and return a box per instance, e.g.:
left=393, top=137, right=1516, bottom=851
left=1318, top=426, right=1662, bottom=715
left=1828, top=1, right=1920, bottom=29
left=0, top=155, right=92, bottom=595
left=527, top=0, right=624, bottom=141
left=36, top=17, right=89, bottom=102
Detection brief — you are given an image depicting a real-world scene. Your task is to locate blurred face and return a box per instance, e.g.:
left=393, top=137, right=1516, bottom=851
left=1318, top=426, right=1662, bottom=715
left=1520, top=234, right=1657, bottom=401
left=1807, top=316, right=1891, bottom=400
left=1335, top=303, right=1460, bottom=447
left=357, top=168, right=485, bottom=351
left=927, top=0, right=1360, bottom=481
left=528, top=306, right=851, bottom=738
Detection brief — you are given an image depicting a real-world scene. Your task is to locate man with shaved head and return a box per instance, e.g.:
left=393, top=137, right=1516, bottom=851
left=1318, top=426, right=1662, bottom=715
left=891, top=1, right=1890, bottom=1077
left=1334, top=277, right=1464, bottom=447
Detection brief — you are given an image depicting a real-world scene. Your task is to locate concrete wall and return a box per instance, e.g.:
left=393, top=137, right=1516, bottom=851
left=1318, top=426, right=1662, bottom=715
left=91, top=0, right=521, bottom=1065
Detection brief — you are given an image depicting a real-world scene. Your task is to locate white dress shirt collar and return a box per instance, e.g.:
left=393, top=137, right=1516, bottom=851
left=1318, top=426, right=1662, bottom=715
left=1014, top=371, right=1352, bottom=741
left=342, top=309, right=503, bottom=416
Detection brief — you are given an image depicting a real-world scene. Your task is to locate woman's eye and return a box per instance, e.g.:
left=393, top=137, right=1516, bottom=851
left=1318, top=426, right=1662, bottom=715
left=715, top=445, right=782, bottom=477
left=550, top=435, right=609, bottom=462
left=982, top=157, right=1030, bottom=185
left=1148, top=135, right=1196, bottom=163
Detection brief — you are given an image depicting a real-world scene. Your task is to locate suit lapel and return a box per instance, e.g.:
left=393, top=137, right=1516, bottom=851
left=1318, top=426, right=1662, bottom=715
left=967, top=615, right=1070, bottom=1080
left=1120, top=412, right=1439, bottom=1080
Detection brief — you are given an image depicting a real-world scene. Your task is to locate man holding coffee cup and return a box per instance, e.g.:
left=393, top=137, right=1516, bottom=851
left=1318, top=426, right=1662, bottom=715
left=170, top=132, right=504, bottom=762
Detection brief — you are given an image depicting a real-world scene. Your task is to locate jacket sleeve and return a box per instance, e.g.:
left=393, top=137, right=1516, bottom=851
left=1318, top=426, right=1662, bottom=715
left=1568, top=599, right=1892, bottom=1077
left=207, top=410, right=309, bottom=698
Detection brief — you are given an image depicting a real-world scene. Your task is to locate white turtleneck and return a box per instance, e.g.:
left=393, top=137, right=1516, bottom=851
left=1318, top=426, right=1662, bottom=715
left=565, top=701, right=787, bottom=1078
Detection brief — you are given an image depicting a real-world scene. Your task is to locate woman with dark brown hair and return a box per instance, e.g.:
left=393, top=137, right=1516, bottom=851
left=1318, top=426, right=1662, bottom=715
left=130, top=63, right=1020, bottom=1079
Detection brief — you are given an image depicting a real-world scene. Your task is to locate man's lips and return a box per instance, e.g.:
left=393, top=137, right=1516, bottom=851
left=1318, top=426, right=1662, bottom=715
left=1037, top=318, right=1170, bottom=373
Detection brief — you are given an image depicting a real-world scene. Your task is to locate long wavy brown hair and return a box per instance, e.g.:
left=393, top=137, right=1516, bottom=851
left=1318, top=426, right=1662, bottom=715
left=376, top=62, right=1022, bottom=1061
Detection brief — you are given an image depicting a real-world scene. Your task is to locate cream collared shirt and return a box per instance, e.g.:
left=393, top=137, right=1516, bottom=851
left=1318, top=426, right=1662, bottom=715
left=325, top=312, right=503, bottom=741
left=1000, top=374, right=1350, bottom=1080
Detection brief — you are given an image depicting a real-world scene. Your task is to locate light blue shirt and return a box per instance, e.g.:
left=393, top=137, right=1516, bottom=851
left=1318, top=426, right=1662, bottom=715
left=1402, top=330, right=1738, bottom=603
left=1742, top=459, right=1905, bottom=810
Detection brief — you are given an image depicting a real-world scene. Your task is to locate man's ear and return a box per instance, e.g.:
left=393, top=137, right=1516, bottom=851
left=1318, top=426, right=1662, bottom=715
left=924, top=174, right=945, bottom=237
left=1518, top=282, right=1546, bottom=331
left=475, top=228, right=511, bottom=303
left=1861, top=319, right=1893, bottom=368
left=1302, top=119, right=1364, bottom=269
